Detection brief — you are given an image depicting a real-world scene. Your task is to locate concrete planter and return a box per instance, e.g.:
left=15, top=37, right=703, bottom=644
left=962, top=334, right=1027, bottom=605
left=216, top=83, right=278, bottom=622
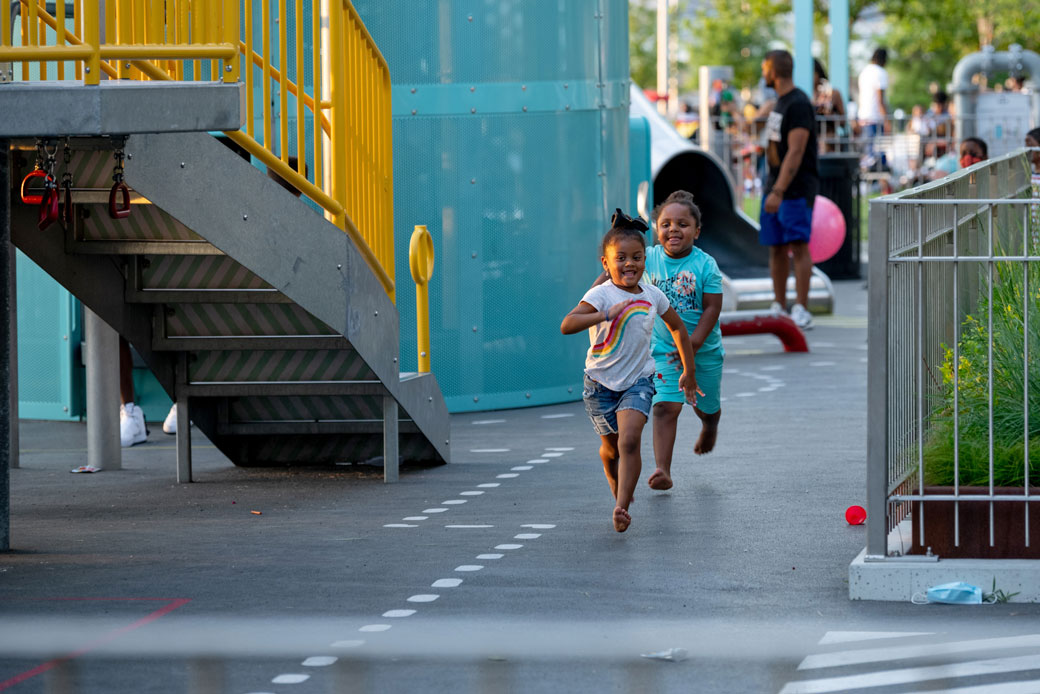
left=910, top=487, right=1040, bottom=559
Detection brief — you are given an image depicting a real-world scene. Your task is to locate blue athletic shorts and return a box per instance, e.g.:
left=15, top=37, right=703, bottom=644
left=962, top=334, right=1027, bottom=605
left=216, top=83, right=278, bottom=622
left=582, top=374, right=655, bottom=436
left=651, top=349, right=724, bottom=414
left=759, top=197, right=813, bottom=246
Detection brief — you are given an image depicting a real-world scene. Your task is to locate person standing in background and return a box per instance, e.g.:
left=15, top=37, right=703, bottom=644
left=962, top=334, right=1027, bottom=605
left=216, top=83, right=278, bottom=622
left=857, top=48, right=890, bottom=169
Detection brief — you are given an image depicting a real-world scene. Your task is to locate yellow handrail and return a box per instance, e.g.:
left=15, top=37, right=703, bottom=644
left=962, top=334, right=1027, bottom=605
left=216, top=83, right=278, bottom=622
left=2, top=0, right=396, bottom=302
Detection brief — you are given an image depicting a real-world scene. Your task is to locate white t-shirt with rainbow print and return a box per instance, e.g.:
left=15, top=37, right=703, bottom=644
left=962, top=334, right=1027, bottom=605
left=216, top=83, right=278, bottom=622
left=580, top=281, right=670, bottom=392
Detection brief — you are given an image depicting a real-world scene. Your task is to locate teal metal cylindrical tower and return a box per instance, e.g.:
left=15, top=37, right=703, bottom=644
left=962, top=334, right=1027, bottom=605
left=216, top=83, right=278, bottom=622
left=354, top=1, right=631, bottom=412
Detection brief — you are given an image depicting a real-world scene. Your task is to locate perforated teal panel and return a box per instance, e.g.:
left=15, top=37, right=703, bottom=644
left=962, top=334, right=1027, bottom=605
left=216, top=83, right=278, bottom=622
left=356, top=1, right=631, bottom=412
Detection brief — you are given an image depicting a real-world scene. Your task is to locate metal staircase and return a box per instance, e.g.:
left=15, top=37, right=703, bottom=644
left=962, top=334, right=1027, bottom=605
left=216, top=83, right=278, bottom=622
left=8, top=133, right=450, bottom=478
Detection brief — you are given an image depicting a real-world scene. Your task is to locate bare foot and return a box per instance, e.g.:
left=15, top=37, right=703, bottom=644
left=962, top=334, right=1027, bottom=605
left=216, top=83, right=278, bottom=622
left=613, top=507, right=631, bottom=532
left=647, top=468, right=673, bottom=490
left=694, top=422, right=718, bottom=455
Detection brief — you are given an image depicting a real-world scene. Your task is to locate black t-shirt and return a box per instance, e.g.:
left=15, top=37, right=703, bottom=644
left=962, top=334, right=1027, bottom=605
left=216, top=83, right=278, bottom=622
left=764, top=87, right=818, bottom=200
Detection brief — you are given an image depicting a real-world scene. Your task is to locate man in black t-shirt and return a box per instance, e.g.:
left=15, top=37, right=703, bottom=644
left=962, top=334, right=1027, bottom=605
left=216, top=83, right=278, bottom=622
left=759, top=49, right=818, bottom=330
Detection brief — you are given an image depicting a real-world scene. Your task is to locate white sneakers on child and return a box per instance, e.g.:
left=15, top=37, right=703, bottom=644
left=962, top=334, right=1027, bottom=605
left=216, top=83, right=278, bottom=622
left=790, top=303, right=814, bottom=330
left=119, top=403, right=147, bottom=447
left=162, top=404, right=177, bottom=435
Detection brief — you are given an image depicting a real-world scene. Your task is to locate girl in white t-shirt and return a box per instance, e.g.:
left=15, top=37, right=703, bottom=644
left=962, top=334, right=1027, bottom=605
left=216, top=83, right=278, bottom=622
left=561, top=210, right=697, bottom=532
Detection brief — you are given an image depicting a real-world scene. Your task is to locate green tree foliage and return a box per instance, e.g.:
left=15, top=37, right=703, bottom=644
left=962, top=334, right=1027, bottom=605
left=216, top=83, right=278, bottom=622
left=876, top=0, right=1040, bottom=111
left=688, top=0, right=789, bottom=89
left=629, top=2, right=656, bottom=89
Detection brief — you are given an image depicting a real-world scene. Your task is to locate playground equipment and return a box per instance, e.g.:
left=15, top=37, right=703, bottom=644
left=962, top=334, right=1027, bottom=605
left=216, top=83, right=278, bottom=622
left=628, top=85, right=835, bottom=314
left=952, top=44, right=1040, bottom=157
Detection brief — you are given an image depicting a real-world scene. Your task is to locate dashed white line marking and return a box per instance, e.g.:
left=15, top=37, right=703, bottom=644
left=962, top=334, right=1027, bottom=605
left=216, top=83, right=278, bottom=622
left=383, top=524, right=418, bottom=528
left=455, top=565, right=484, bottom=572
left=358, top=624, right=391, bottom=632
left=442, top=500, right=467, bottom=505
left=478, top=483, right=501, bottom=488
left=423, top=508, right=448, bottom=513
left=512, top=466, right=533, bottom=471
left=407, top=594, right=440, bottom=603
left=515, top=533, right=541, bottom=539
left=302, top=656, right=337, bottom=667
left=497, top=473, right=519, bottom=478
left=759, top=387, right=775, bottom=392
left=809, top=361, right=836, bottom=367
left=495, top=544, right=523, bottom=550
left=545, top=447, right=575, bottom=451
left=445, top=524, right=494, bottom=529
left=817, top=631, right=933, bottom=645
left=459, top=491, right=484, bottom=496
left=432, top=578, right=463, bottom=588
left=330, top=640, right=365, bottom=649
left=527, top=459, right=549, bottom=464
left=382, top=609, right=416, bottom=618
left=403, top=516, right=428, bottom=521
left=720, top=397, right=728, bottom=402
left=723, top=368, right=741, bottom=374
left=541, top=414, right=574, bottom=419
left=476, top=553, right=504, bottom=559
left=760, top=365, right=784, bottom=371
left=542, top=452, right=564, bottom=458
left=472, top=419, right=506, bottom=424
left=735, top=392, right=756, bottom=397
left=470, top=448, right=510, bottom=453
left=521, top=524, right=556, bottom=529
left=272, top=674, right=310, bottom=684
left=800, top=634, right=1040, bottom=670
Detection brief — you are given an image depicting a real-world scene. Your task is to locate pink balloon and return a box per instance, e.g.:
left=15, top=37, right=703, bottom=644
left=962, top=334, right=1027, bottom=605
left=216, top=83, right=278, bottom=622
left=809, top=194, right=846, bottom=264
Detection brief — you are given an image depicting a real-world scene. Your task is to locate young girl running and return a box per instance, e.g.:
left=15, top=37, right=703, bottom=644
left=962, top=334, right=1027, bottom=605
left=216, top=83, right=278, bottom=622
left=643, top=190, right=725, bottom=491
left=561, top=210, right=697, bottom=532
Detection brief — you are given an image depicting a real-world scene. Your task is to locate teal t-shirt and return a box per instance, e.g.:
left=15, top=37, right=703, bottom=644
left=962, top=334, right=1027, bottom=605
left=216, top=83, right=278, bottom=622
left=643, top=244, right=724, bottom=356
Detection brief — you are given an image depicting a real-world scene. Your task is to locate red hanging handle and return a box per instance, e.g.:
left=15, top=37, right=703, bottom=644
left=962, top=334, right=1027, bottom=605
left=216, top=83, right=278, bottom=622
left=109, top=181, right=131, bottom=219
left=20, top=169, right=50, bottom=204
left=38, top=186, right=60, bottom=230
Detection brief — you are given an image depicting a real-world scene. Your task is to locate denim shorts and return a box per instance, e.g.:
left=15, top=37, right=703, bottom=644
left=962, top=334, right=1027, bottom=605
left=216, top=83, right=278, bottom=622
left=759, top=197, right=813, bottom=246
left=582, top=374, right=655, bottom=436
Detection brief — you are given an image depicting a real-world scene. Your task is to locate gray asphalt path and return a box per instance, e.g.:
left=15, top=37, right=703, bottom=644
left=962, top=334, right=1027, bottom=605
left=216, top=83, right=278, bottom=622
left=3, top=279, right=1040, bottom=693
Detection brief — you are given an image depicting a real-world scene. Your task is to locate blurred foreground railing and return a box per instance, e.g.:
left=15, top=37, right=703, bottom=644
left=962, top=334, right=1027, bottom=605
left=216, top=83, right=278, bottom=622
left=866, top=149, right=1040, bottom=560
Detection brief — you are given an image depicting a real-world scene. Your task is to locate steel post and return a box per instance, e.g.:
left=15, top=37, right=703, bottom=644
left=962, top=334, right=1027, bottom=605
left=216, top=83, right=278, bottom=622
left=1, top=138, right=10, bottom=551
left=84, top=308, right=121, bottom=471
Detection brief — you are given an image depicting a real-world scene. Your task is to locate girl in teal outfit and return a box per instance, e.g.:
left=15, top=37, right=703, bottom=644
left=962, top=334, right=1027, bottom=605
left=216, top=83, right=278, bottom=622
left=643, top=190, right=725, bottom=491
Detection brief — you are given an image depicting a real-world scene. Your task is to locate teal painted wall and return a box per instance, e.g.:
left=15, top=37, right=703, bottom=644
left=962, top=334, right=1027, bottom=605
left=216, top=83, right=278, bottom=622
left=354, top=0, right=632, bottom=412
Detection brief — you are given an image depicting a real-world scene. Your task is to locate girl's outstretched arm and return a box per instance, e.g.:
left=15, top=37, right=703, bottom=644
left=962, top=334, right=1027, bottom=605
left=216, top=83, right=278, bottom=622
left=661, top=307, right=700, bottom=403
left=561, top=299, right=634, bottom=334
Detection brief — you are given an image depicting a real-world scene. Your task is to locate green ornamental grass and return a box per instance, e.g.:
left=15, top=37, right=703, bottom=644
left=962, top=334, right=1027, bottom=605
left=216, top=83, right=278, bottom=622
left=924, top=253, right=1040, bottom=487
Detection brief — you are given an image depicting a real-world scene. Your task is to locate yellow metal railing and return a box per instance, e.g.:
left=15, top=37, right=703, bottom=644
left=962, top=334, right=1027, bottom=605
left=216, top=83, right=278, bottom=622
left=0, top=0, right=395, bottom=300
left=409, top=225, right=434, bottom=373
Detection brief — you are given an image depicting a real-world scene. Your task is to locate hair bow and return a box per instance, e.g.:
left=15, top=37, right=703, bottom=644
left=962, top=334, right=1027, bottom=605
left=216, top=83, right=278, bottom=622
left=610, top=208, right=649, bottom=232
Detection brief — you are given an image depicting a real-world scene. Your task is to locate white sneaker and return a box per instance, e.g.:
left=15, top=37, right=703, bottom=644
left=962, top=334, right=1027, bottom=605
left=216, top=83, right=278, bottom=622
left=769, top=301, right=787, bottom=316
left=119, top=403, right=147, bottom=447
left=790, top=303, right=814, bottom=329
left=162, top=404, right=177, bottom=435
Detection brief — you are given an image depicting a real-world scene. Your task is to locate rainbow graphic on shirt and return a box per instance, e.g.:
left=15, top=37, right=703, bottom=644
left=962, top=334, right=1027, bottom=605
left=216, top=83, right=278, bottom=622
left=591, top=300, right=652, bottom=358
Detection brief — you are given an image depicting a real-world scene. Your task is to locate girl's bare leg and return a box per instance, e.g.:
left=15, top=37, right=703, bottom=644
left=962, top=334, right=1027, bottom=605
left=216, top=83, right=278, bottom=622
left=613, top=409, right=647, bottom=532
left=598, top=434, right=619, bottom=499
left=649, top=402, right=682, bottom=490
left=693, top=407, right=722, bottom=455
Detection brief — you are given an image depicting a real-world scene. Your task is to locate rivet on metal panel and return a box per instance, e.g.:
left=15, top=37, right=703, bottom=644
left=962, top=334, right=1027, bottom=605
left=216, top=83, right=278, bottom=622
left=64, top=406, right=68, bottom=412
left=469, top=86, right=475, bottom=92
left=523, top=106, right=528, bottom=112
left=470, top=178, right=476, bottom=184
left=411, top=109, right=417, bottom=115
left=521, top=85, right=527, bottom=91
left=242, top=214, right=248, bottom=220
left=411, top=88, right=416, bottom=94
left=85, top=67, right=91, bottom=73
left=565, top=105, right=571, bottom=110
left=63, top=335, right=68, bottom=340
left=473, top=397, right=479, bottom=402
left=471, top=108, right=476, bottom=114
left=374, top=311, right=379, bottom=317
left=421, top=351, right=427, bottom=357
left=472, top=326, right=478, bottom=332
left=445, top=440, right=450, bottom=444
left=428, top=397, right=433, bottom=402
left=337, top=264, right=342, bottom=269
left=567, top=387, right=573, bottom=393
left=525, top=393, right=531, bottom=398
left=467, top=14, right=472, bottom=21
left=393, top=357, right=397, bottom=363
left=126, top=153, right=132, bottom=160
left=471, top=252, right=477, bottom=258
left=225, top=65, right=232, bottom=72
left=564, top=83, right=569, bottom=89
left=180, top=163, right=185, bottom=168
left=125, top=62, right=131, bottom=68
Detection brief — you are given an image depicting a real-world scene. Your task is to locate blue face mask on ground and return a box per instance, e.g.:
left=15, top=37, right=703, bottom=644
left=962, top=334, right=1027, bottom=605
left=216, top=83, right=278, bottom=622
left=923, top=581, right=983, bottom=605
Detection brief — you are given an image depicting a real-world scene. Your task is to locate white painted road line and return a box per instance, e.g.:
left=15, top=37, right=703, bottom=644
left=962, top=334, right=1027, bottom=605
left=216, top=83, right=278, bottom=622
left=495, top=544, right=523, bottom=550
left=471, top=419, right=506, bottom=425
left=272, top=674, right=310, bottom=684
left=542, top=452, right=564, bottom=458
left=497, top=473, right=519, bottom=479
left=383, top=524, right=418, bottom=528
left=541, top=414, right=574, bottom=419
left=330, top=640, right=364, bottom=649
left=455, top=565, right=484, bottom=572
left=512, top=466, right=533, bottom=471
left=302, top=656, right=337, bottom=667
left=800, top=634, right=1040, bottom=670
left=422, top=508, right=448, bottom=513
left=407, top=594, right=440, bottom=603
left=445, top=524, right=494, bottom=529
left=459, top=491, right=484, bottom=496
left=922, top=679, right=1040, bottom=693
left=545, top=447, right=575, bottom=451
left=476, top=553, right=504, bottom=559
left=527, top=459, right=549, bottom=464
left=470, top=448, right=510, bottom=453
left=402, top=516, right=428, bottom=521
left=818, top=631, right=935, bottom=645
left=432, top=578, right=463, bottom=588
left=478, top=483, right=501, bottom=488
left=735, top=392, right=755, bottom=397
left=760, top=365, right=784, bottom=371
left=809, top=361, right=836, bottom=367
left=779, top=653, right=1040, bottom=694
left=514, top=533, right=541, bottom=539
left=521, top=524, right=556, bottom=529
left=442, top=500, right=467, bottom=505
left=358, top=624, right=391, bottom=632
left=382, top=609, right=416, bottom=618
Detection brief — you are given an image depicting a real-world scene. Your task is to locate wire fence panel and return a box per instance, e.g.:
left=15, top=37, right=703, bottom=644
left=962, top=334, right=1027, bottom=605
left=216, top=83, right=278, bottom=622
left=868, top=150, right=1040, bottom=560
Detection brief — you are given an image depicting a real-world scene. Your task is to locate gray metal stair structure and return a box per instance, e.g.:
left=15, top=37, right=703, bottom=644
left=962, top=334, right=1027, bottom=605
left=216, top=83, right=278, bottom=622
left=8, top=132, right=450, bottom=480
